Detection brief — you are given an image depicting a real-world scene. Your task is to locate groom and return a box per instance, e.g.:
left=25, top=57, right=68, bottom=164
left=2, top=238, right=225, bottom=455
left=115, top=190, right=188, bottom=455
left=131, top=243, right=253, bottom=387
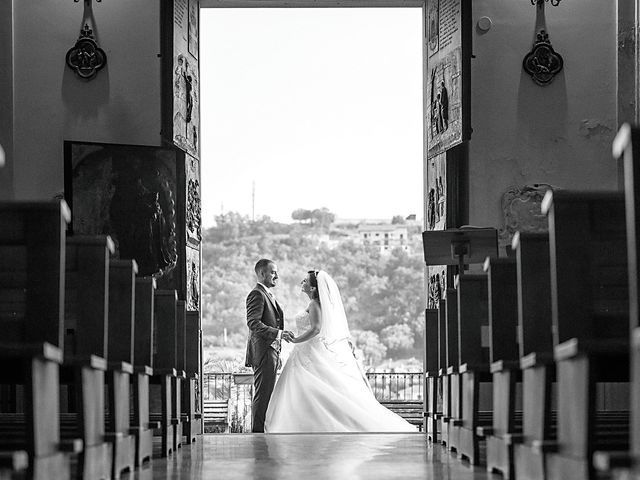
left=245, top=258, right=294, bottom=432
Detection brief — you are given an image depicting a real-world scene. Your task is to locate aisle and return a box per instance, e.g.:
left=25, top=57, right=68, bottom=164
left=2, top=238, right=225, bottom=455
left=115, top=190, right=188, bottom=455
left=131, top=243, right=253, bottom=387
left=130, top=433, right=501, bottom=479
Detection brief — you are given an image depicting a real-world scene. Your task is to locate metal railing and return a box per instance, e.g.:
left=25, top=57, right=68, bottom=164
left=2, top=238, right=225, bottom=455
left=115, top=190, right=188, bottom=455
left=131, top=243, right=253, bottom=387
left=203, top=373, right=234, bottom=400
left=202, top=371, right=424, bottom=433
left=365, top=372, right=423, bottom=401
left=203, top=373, right=254, bottom=433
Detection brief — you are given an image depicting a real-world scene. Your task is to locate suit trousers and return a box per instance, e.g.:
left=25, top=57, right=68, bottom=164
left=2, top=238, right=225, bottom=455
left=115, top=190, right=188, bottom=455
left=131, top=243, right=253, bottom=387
left=252, top=347, right=279, bottom=433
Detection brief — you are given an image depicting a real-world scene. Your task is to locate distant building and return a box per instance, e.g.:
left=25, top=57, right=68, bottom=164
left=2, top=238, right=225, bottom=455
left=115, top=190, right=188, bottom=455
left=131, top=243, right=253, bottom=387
left=358, top=224, right=410, bottom=254
left=334, top=217, right=392, bottom=226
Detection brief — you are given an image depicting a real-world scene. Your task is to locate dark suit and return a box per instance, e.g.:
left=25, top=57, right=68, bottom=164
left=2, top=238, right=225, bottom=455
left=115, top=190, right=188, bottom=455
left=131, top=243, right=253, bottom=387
left=245, top=284, right=284, bottom=433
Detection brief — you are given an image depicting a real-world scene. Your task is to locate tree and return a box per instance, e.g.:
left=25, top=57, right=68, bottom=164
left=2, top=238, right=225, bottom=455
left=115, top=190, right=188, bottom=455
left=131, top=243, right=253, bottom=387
left=391, top=215, right=406, bottom=225
left=380, top=324, right=414, bottom=354
left=200, top=214, right=425, bottom=371
left=351, top=330, right=387, bottom=368
left=311, top=207, right=336, bottom=229
left=291, top=209, right=312, bottom=223
left=291, top=207, right=336, bottom=228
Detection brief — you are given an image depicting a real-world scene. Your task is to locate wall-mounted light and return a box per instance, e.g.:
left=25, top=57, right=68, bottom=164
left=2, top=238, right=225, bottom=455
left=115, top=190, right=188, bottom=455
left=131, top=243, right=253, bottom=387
left=531, top=0, right=561, bottom=6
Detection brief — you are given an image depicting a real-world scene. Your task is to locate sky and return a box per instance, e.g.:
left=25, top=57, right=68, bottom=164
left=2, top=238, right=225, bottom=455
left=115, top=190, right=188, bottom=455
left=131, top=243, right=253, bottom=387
left=200, top=8, right=424, bottom=227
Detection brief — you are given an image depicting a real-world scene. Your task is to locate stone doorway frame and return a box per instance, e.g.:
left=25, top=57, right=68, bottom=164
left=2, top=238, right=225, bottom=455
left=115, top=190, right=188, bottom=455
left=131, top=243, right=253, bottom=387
left=198, top=0, right=430, bottom=427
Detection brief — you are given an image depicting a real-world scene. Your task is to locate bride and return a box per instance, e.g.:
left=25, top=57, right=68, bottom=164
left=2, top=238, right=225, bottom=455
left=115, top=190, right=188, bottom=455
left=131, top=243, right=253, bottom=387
left=264, top=270, right=416, bottom=433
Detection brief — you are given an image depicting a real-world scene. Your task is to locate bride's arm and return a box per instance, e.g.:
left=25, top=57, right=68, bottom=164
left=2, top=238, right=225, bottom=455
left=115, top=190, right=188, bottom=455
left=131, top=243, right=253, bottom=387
left=291, top=302, right=321, bottom=344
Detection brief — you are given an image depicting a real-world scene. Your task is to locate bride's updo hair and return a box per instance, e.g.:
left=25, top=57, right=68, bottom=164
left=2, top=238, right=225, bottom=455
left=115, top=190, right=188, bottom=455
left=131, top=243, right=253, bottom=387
left=308, top=270, right=320, bottom=301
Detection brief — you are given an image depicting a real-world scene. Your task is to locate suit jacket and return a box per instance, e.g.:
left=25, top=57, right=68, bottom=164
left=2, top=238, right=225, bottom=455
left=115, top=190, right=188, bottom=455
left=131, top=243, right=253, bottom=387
left=245, top=284, right=284, bottom=368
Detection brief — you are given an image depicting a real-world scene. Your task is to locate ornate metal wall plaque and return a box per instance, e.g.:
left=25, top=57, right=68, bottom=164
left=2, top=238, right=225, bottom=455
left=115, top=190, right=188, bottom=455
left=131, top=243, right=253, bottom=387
left=66, top=24, right=107, bottom=80
left=428, top=266, right=447, bottom=310
left=426, top=0, right=471, bottom=158
left=186, top=155, right=202, bottom=245
left=523, top=30, right=563, bottom=86
left=163, top=0, right=200, bottom=159
left=426, top=153, right=446, bottom=232
left=498, top=183, right=554, bottom=246
left=186, top=246, right=200, bottom=312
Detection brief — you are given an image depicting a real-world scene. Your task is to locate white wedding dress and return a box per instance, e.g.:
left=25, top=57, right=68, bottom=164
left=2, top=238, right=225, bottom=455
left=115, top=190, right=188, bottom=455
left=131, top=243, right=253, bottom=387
left=264, top=309, right=416, bottom=433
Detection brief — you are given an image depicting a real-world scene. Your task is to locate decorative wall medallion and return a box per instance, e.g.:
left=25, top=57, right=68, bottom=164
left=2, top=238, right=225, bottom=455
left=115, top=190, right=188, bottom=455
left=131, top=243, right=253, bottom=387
left=531, top=0, right=562, bottom=6
left=522, top=30, right=563, bottom=86
left=66, top=24, right=107, bottom=80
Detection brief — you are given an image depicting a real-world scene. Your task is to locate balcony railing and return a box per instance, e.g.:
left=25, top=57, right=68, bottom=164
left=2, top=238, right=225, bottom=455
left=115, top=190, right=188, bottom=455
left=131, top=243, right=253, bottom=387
left=202, top=371, right=424, bottom=433
left=366, top=372, right=423, bottom=402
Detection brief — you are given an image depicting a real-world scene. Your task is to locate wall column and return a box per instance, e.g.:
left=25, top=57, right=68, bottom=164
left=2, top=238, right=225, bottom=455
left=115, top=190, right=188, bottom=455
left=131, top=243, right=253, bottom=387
left=0, top=0, right=14, bottom=200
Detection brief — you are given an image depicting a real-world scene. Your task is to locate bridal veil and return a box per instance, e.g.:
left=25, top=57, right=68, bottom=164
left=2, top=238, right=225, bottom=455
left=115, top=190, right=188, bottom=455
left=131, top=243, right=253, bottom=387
left=316, top=270, right=351, bottom=345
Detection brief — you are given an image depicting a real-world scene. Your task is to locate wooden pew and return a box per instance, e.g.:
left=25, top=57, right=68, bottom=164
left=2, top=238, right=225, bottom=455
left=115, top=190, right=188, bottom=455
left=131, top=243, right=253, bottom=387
left=105, top=259, right=137, bottom=479
left=182, top=311, right=202, bottom=443
left=620, top=126, right=640, bottom=479
left=0, top=200, right=76, bottom=479
left=425, top=307, right=440, bottom=442
left=63, top=235, right=113, bottom=479
left=131, top=276, right=157, bottom=467
left=512, top=232, right=556, bottom=480
left=150, top=289, right=179, bottom=457
left=440, top=288, right=459, bottom=450
left=436, top=301, right=448, bottom=446
left=455, top=273, right=492, bottom=465
left=0, top=451, right=28, bottom=479
left=435, top=302, right=448, bottom=442
left=593, top=124, right=640, bottom=478
left=478, top=257, right=521, bottom=479
left=173, top=300, right=186, bottom=450
left=543, top=190, right=629, bottom=480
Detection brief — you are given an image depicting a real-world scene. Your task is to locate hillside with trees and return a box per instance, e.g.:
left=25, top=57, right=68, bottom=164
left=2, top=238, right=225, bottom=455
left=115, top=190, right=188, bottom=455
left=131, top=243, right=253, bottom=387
left=201, top=211, right=425, bottom=373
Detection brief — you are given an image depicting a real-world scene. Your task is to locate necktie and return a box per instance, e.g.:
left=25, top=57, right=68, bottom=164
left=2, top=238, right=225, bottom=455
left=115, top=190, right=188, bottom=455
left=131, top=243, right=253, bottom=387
left=266, top=289, right=281, bottom=352
left=268, top=290, right=277, bottom=306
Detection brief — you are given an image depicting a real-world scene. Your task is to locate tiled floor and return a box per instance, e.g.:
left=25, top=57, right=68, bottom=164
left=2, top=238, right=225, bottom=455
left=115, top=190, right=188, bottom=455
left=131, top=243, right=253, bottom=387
left=129, top=433, right=501, bottom=479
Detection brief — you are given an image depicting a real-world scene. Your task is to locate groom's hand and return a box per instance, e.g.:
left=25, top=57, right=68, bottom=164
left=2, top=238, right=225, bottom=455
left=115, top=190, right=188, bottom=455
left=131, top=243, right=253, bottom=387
left=282, top=331, right=295, bottom=343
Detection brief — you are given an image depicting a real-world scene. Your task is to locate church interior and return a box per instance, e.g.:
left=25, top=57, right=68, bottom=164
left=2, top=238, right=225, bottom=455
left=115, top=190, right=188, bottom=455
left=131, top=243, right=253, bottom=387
left=1, top=0, right=640, bottom=479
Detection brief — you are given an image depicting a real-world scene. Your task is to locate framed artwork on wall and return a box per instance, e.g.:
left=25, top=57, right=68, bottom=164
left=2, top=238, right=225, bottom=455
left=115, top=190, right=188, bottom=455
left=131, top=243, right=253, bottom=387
left=64, top=140, right=186, bottom=295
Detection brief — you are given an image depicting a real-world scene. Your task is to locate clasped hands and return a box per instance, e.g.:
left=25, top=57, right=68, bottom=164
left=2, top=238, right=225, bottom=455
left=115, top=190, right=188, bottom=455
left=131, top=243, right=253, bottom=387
left=282, top=330, right=296, bottom=343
